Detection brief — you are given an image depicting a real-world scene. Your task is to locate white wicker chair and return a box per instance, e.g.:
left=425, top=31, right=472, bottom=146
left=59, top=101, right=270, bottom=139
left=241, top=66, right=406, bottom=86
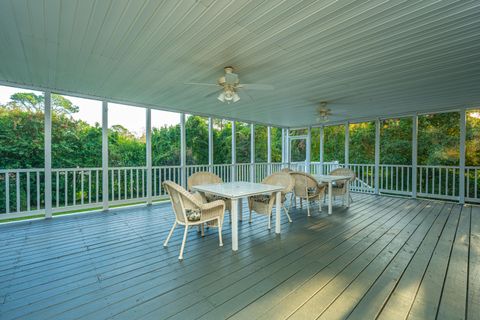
left=289, top=171, right=326, bottom=217
left=327, top=168, right=356, bottom=205
left=247, top=172, right=295, bottom=229
left=187, top=171, right=231, bottom=213
left=163, top=181, right=225, bottom=260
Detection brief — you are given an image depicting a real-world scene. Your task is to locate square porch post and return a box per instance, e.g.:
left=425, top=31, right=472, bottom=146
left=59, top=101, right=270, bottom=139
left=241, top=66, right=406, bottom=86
left=44, top=91, right=52, bottom=218
left=459, top=108, right=466, bottom=204
left=102, top=101, right=109, bottom=210
left=319, top=125, right=324, bottom=175
left=180, top=113, right=186, bottom=188
left=146, top=108, right=152, bottom=204
left=306, top=127, right=311, bottom=173
left=267, top=126, right=272, bottom=175
left=374, top=118, right=380, bottom=195
left=345, top=121, right=349, bottom=168
left=208, top=117, right=213, bottom=173
left=412, top=115, right=418, bottom=198
left=250, top=124, right=255, bottom=182
left=231, top=121, right=236, bottom=182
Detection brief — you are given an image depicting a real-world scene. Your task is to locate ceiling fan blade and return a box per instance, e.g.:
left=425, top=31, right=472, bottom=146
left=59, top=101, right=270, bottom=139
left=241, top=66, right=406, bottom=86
left=239, top=83, right=274, bottom=90
left=225, top=72, right=239, bottom=85
left=184, top=82, right=220, bottom=87
left=205, top=89, right=222, bottom=98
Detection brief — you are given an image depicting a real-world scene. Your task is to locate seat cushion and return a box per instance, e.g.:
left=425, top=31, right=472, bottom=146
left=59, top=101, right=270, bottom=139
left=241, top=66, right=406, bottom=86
left=307, top=187, right=318, bottom=196
left=251, top=194, right=271, bottom=203
left=185, top=208, right=201, bottom=221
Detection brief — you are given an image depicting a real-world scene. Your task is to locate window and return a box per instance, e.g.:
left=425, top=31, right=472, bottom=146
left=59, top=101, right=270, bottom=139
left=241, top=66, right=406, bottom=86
left=324, top=124, right=345, bottom=163
left=185, top=115, right=208, bottom=165
left=213, top=119, right=232, bottom=164
left=349, top=121, right=375, bottom=164
left=236, top=122, right=250, bottom=163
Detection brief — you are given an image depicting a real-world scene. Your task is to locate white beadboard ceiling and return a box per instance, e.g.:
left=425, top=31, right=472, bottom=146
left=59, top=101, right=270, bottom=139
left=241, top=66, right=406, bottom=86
left=0, top=0, right=479, bottom=127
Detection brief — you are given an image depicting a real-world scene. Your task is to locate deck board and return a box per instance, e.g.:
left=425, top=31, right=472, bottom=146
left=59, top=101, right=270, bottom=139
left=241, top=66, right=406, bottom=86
left=0, top=194, right=477, bottom=320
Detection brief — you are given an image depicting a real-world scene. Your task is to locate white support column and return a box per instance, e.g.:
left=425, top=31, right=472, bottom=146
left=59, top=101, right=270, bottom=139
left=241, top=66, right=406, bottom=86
left=286, top=128, right=290, bottom=166
left=146, top=108, right=152, bottom=204
left=44, top=91, right=52, bottom=218
left=281, top=128, right=286, bottom=165
left=374, top=118, right=380, bottom=195
left=102, top=101, right=109, bottom=211
left=231, top=121, right=236, bottom=182
left=459, top=108, right=466, bottom=204
left=345, top=122, right=349, bottom=168
left=267, top=126, right=272, bottom=175
left=250, top=124, right=255, bottom=182
left=306, top=127, right=311, bottom=173
left=412, top=115, right=418, bottom=198
left=208, top=117, right=213, bottom=172
left=320, top=125, right=324, bottom=174
left=180, top=113, right=186, bottom=188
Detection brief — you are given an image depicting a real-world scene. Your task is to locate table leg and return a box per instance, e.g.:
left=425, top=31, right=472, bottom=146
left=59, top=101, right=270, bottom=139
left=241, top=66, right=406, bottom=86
left=275, top=191, right=281, bottom=234
left=328, top=182, right=333, bottom=215
left=231, top=198, right=239, bottom=251
left=238, top=199, right=243, bottom=221
left=346, top=182, right=351, bottom=207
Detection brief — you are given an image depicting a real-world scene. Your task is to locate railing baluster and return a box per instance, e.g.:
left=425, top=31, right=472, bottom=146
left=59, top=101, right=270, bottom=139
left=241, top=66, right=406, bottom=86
left=5, top=173, right=9, bottom=213
left=465, top=168, right=470, bottom=198
left=65, top=171, right=68, bottom=207
left=475, top=169, right=478, bottom=199
left=419, top=167, right=423, bottom=194
left=124, top=169, right=127, bottom=200
left=37, top=171, right=40, bottom=210
left=81, top=171, right=84, bottom=205
left=438, top=168, right=442, bottom=196
left=56, top=171, right=59, bottom=208
left=96, top=170, right=99, bottom=203
left=446, top=168, right=449, bottom=196
left=118, top=169, right=121, bottom=200
left=142, top=169, right=145, bottom=198
left=136, top=169, right=140, bottom=198
left=111, top=170, right=114, bottom=201
left=88, top=170, right=92, bottom=204
left=73, top=171, right=76, bottom=206
left=27, top=172, right=31, bottom=212
left=130, top=169, right=133, bottom=199
left=16, top=172, right=20, bottom=213
left=452, top=168, right=456, bottom=196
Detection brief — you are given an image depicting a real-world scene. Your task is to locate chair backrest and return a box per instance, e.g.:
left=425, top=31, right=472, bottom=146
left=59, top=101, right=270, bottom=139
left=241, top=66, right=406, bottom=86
left=262, top=172, right=295, bottom=194
left=187, top=171, right=223, bottom=191
left=163, top=180, right=202, bottom=223
left=290, top=172, right=320, bottom=197
left=329, top=168, right=356, bottom=182
left=280, top=168, right=293, bottom=173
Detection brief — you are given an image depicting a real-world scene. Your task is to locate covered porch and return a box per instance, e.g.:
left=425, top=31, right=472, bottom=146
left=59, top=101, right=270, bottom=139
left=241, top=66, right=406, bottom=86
left=1, top=0, right=480, bottom=319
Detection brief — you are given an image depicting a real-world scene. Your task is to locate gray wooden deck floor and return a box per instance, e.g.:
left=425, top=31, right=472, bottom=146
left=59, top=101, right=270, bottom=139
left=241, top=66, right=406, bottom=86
left=0, top=194, right=478, bottom=320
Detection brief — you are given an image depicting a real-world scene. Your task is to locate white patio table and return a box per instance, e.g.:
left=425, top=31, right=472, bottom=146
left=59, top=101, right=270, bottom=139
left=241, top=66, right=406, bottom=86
left=192, top=181, right=283, bottom=251
left=312, top=174, right=352, bottom=215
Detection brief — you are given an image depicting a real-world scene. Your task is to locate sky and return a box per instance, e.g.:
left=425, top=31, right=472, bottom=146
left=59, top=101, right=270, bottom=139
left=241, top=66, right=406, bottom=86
left=0, top=85, right=181, bottom=137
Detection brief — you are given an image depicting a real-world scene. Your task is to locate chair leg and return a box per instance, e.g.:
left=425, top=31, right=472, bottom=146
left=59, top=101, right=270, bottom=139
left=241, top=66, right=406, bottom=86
left=218, top=219, right=223, bottom=247
left=283, top=204, right=292, bottom=223
left=249, top=208, right=252, bottom=223
left=179, top=226, right=189, bottom=260
left=268, top=213, right=271, bottom=230
left=163, top=222, right=177, bottom=247
left=201, top=224, right=205, bottom=237
left=306, top=199, right=311, bottom=217
left=300, top=198, right=303, bottom=209
left=318, top=195, right=322, bottom=212
left=350, top=194, right=353, bottom=203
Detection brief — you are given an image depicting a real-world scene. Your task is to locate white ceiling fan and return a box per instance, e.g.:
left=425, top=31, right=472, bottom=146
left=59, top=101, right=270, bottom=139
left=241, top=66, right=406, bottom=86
left=184, top=66, right=274, bottom=103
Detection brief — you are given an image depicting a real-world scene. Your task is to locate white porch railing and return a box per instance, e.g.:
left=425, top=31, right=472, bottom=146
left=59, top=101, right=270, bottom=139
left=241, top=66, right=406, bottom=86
left=2, top=162, right=479, bottom=219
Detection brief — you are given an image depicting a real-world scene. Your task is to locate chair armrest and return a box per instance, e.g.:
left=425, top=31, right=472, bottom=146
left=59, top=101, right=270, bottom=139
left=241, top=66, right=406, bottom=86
left=200, top=199, right=225, bottom=211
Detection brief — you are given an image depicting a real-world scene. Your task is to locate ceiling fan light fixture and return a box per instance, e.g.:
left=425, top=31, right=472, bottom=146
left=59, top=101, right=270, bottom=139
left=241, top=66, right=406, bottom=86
left=217, top=92, right=225, bottom=102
